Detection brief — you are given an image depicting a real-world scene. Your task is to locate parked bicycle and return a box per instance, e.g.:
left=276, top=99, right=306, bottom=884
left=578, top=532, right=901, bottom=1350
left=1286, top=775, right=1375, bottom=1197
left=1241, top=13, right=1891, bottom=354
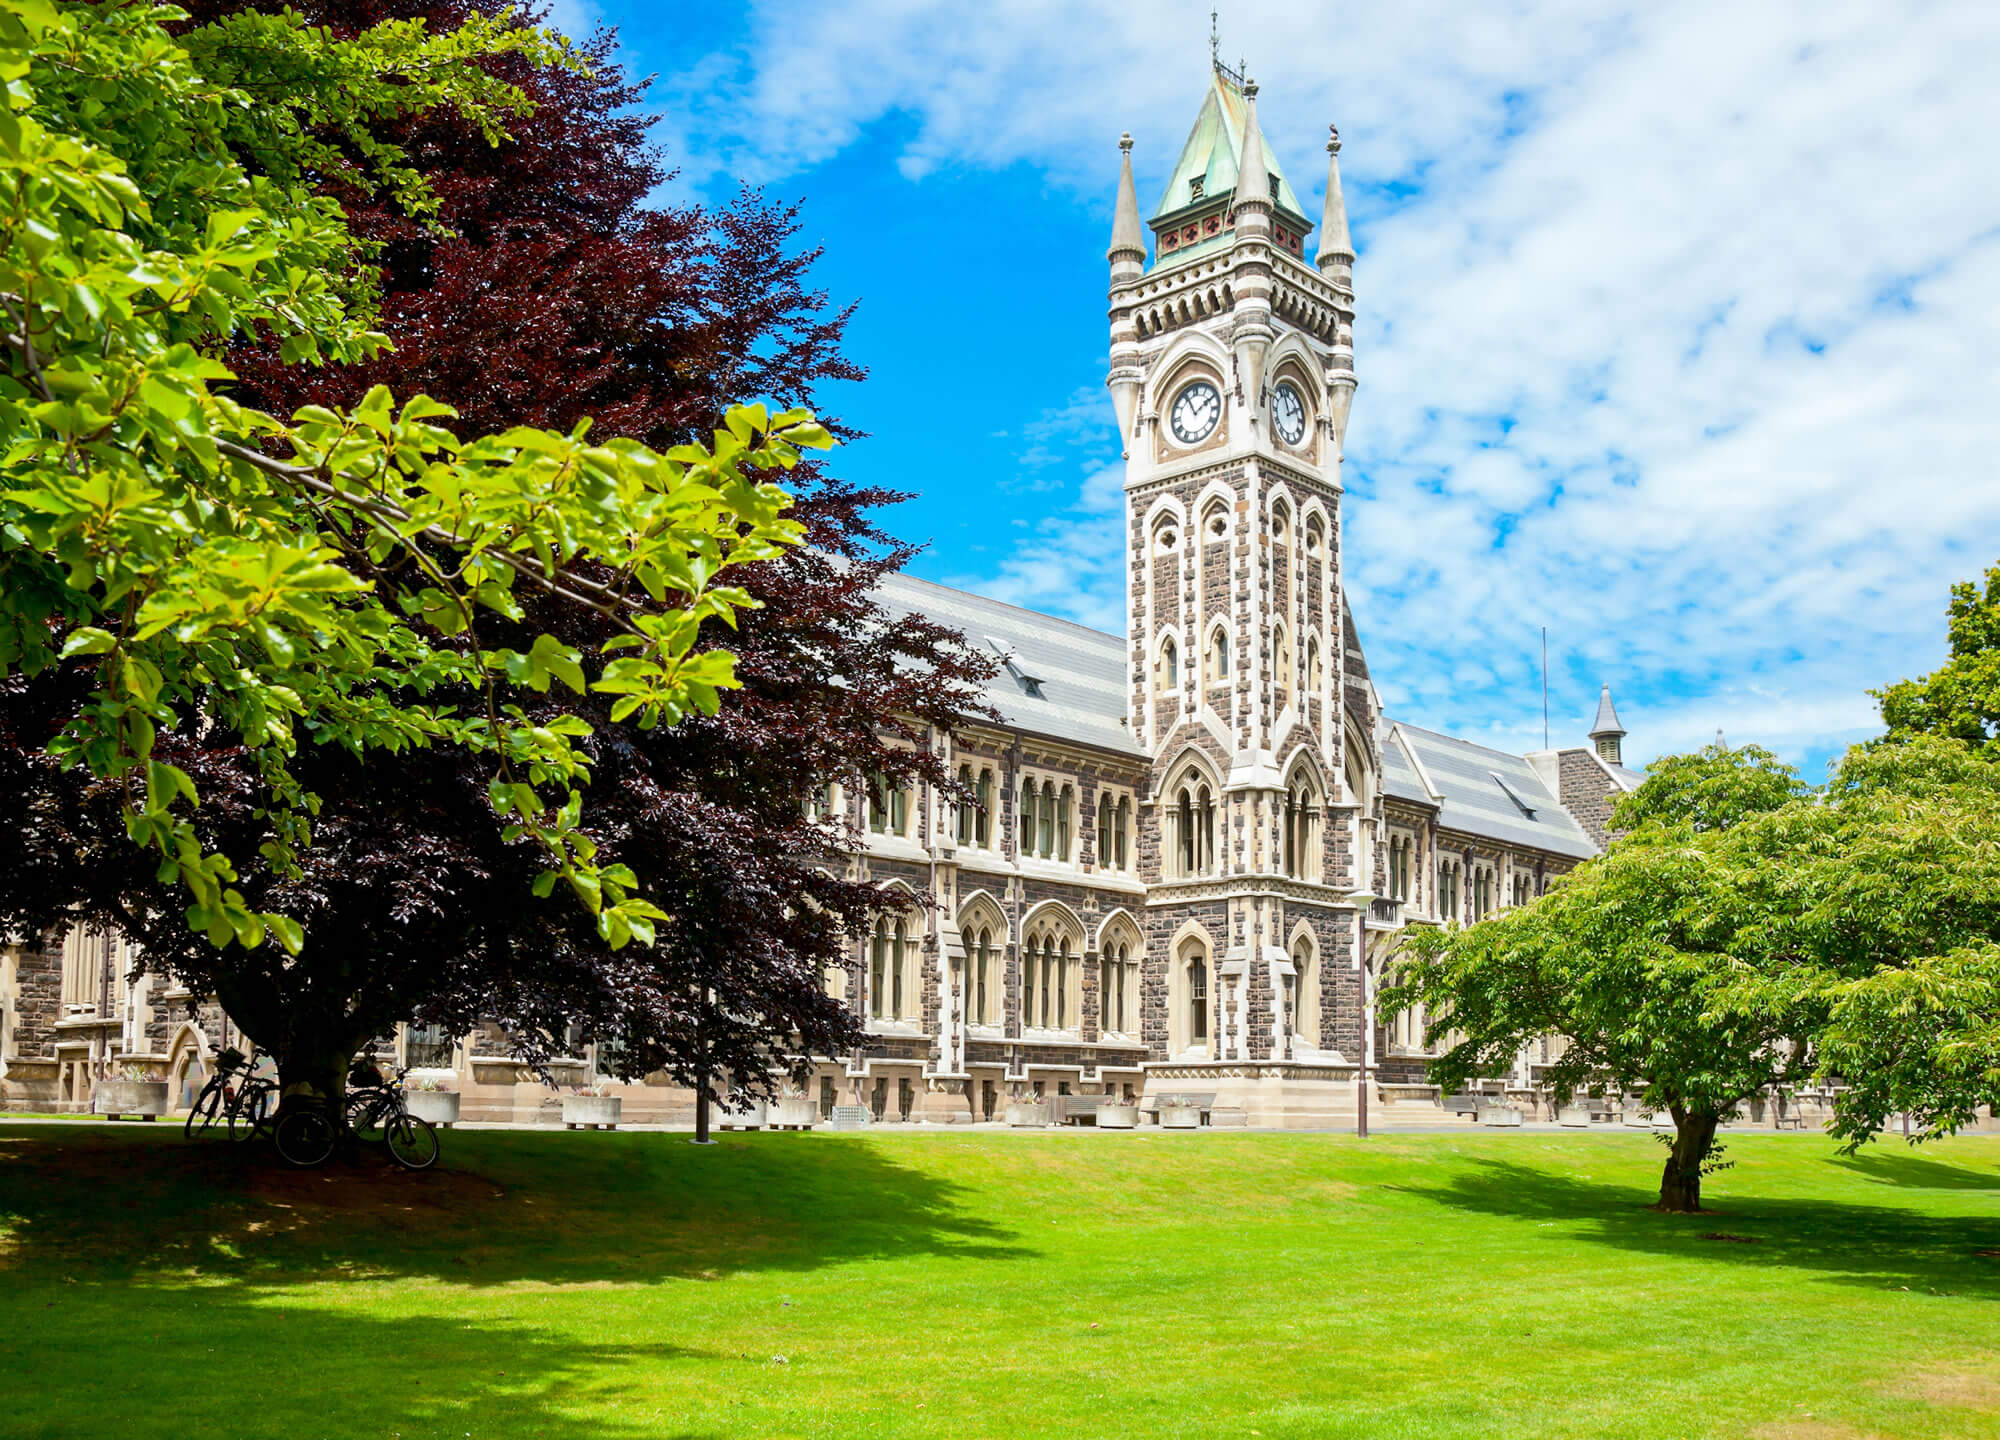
left=184, top=1049, right=439, bottom=1171
left=337, top=1059, right=441, bottom=1172
left=182, top=1047, right=277, bottom=1144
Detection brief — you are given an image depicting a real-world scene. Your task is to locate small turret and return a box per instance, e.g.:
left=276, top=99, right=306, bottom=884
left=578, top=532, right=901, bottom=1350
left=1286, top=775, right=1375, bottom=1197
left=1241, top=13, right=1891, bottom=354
left=1316, top=125, right=1354, bottom=281
left=1108, top=133, right=1146, bottom=282
left=1319, top=125, right=1357, bottom=455
left=1589, top=683, right=1627, bottom=766
left=1230, top=79, right=1276, bottom=419
left=1105, top=132, right=1146, bottom=453
left=1233, top=81, right=1273, bottom=213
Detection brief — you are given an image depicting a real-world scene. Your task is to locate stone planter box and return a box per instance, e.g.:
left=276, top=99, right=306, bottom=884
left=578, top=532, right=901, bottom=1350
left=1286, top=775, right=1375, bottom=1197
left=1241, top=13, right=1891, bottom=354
left=1005, top=1102, right=1053, bottom=1128
left=717, top=1098, right=766, bottom=1131
left=1557, top=1106, right=1592, bottom=1128
left=769, top=1097, right=817, bottom=1130
left=1480, top=1105, right=1524, bottom=1127
left=405, top=1091, right=459, bottom=1128
left=1159, top=1106, right=1202, bottom=1130
left=95, top=1079, right=168, bottom=1120
left=562, top=1095, right=621, bottom=1130
left=1096, top=1104, right=1140, bottom=1130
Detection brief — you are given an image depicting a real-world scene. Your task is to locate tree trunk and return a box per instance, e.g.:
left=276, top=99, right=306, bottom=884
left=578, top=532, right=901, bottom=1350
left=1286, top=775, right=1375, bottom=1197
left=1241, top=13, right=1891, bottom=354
left=274, top=1028, right=362, bottom=1120
left=693, top=1072, right=712, bottom=1143
left=1657, top=1108, right=1722, bottom=1212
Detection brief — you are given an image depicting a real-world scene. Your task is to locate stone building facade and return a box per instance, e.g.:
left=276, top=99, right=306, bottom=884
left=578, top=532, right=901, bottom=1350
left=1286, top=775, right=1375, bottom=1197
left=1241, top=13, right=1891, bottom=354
left=0, top=60, right=1650, bottom=1125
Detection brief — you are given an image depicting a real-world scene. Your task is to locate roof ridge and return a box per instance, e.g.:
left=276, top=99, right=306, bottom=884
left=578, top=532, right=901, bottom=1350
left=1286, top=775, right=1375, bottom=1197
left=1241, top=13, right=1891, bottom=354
left=1390, top=719, right=1537, bottom=766
left=878, top=570, right=1125, bottom=645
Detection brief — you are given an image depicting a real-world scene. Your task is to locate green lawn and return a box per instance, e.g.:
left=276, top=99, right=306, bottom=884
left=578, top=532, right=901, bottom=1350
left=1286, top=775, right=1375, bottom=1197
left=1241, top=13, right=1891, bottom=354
left=1, top=1125, right=1996, bottom=1439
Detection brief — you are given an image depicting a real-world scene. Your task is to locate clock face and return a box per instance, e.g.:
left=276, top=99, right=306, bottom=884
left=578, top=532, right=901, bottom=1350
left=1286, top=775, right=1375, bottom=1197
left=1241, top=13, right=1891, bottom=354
left=1272, top=382, right=1308, bottom=446
left=1169, top=381, right=1222, bottom=445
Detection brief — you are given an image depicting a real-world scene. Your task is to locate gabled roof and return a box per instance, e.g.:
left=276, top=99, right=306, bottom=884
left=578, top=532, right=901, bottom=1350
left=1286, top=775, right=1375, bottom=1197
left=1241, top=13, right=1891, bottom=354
left=1152, top=68, right=1311, bottom=235
left=873, top=573, right=1141, bottom=757
left=1382, top=722, right=1600, bottom=860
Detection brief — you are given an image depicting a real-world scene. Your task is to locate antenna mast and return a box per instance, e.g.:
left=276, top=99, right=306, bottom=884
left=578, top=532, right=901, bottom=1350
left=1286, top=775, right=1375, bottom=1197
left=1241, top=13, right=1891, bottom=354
left=1541, top=627, right=1550, bottom=749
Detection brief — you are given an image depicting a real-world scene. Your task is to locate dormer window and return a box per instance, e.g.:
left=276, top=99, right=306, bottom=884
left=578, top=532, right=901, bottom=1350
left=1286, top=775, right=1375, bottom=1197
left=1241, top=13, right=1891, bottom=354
left=1189, top=176, right=1205, bottom=201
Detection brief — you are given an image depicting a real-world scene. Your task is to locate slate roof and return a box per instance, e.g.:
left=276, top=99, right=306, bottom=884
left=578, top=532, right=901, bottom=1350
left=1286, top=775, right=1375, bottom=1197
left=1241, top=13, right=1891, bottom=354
left=874, top=574, right=1603, bottom=853
left=1382, top=723, right=1600, bottom=861
left=873, top=573, right=1142, bottom=757
left=1590, top=683, right=1627, bottom=739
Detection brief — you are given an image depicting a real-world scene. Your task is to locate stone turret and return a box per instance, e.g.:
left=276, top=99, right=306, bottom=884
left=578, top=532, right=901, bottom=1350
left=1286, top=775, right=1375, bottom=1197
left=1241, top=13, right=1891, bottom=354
left=1589, top=683, right=1627, bottom=766
left=1229, top=79, right=1276, bottom=419
left=1106, top=132, right=1146, bottom=450
left=1317, top=125, right=1357, bottom=454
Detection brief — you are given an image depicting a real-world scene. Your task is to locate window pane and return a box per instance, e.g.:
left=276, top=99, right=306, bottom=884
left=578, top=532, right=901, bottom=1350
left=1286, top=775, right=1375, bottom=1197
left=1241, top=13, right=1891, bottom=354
left=892, top=919, right=905, bottom=1016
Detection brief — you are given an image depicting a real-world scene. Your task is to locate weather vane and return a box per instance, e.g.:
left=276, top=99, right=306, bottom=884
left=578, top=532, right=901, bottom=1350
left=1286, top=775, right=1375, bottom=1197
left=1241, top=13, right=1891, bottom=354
left=1210, top=10, right=1247, bottom=85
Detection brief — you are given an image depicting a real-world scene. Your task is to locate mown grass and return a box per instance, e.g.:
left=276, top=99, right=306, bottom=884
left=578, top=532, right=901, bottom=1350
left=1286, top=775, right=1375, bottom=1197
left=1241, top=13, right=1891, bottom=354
left=1, top=1123, right=1996, bottom=1439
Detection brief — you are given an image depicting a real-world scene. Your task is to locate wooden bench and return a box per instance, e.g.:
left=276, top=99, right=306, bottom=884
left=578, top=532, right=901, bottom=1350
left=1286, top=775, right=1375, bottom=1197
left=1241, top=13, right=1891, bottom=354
left=1056, top=1095, right=1103, bottom=1126
left=1149, top=1091, right=1217, bottom=1126
left=1444, top=1093, right=1484, bottom=1119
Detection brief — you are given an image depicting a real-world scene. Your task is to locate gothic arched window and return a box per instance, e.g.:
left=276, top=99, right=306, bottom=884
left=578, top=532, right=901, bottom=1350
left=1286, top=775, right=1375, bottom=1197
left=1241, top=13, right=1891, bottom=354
left=1188, top=953, right=1209, bottom=1047
left=955, top=764, right=975, bottom=846
left=1160, top=636, right=1179, bottom=692
left=1208, top=627, right=1230, bottom=682
left=1294, top=935, right=1319, bottom=1046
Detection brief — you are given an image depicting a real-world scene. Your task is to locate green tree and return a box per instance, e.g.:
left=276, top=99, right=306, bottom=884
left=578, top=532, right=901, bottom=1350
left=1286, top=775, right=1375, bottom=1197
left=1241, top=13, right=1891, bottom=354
left=1609, top=741, right=1806, bottom=832
left=1874, top=559, right=2000, bottom=757
left=1384, top=736, right=2000, bottom=1210
left=1809, top=739, right=2000, bottom=1143
left=0, top=0, right=817, bottom=971
left=1382, top=815, right=1821, bottom=1213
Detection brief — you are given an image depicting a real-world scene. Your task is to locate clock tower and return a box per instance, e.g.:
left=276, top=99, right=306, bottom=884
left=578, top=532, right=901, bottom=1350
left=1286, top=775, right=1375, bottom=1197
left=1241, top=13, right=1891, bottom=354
left=1108, top=54, right=1372, bottom=1114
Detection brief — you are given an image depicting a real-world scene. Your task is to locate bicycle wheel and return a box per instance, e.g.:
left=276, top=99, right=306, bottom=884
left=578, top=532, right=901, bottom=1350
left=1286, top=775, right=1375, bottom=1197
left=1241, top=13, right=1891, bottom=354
left=273, top=1107, right=337, bottom=1169
left=346, top=1090, right=393, bottom=1145
left=384, top=1114, right=439, bottom=1172
left=183, top=1080, right=224, bottom=1139
left=228, top=1083, right=274, bottom=1143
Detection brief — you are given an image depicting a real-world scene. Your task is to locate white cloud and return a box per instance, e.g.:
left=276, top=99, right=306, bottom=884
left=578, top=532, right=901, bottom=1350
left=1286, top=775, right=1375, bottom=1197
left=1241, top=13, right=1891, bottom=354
left=662, top=0, right=2000, bottom=767
left=538, top=0, right=605, bottom=44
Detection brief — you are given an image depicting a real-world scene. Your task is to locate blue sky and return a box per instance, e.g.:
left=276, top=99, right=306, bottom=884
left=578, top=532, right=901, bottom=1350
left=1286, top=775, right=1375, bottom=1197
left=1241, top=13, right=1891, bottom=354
left=548, top=0, right=2000, bottom=778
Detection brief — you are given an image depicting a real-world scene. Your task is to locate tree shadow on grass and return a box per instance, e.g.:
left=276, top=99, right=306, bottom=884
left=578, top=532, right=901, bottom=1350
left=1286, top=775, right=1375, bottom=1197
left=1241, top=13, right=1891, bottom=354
left=0, top=1124, right=1030, bottom=1291
left=0, top=1126, right=1029, bottom=1438
left=0, top=1283, right=713, bottom=1440
left=1392, top=1157, right=2000, bottom=1300
left=1829, top=1149, right=2000, bottom=1192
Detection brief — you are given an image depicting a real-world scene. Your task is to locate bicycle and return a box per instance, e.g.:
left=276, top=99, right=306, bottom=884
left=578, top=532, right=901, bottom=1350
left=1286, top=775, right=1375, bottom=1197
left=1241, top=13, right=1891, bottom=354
left=338, top=1062, right=441, bottom=1172
left=183, top=1048, right=277, bottom=1143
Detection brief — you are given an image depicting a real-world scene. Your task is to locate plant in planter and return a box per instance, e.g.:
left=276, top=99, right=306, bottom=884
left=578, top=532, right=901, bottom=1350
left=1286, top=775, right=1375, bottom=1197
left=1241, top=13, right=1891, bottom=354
left=403, top=1075, right=462, bottom=1129
left=1096, top=1099, right=1141, bottom=1130
left=562, top=1080, right=622, bottom=1131
left=1158, top=1097, right=1203, bottom=1129
left=1004, top=1094, right=1054, bottom=1128
left=97, top=1063, right=170, bottom=1121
